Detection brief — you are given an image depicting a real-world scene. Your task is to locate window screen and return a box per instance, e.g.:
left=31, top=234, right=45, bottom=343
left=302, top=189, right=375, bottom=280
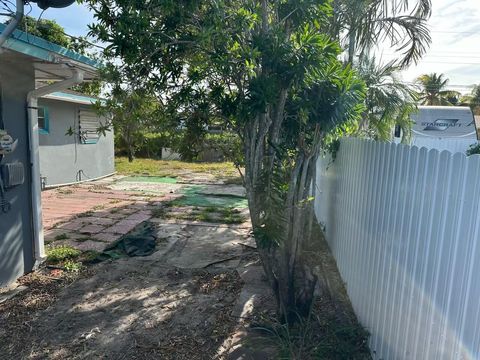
left=38, top=107, right=49, bottom=134
left=78, top=109, right=100, bottom=144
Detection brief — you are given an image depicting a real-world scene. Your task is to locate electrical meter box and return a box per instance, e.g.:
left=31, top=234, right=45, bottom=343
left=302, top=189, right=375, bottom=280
left=0, top=162, right=24, bottom=188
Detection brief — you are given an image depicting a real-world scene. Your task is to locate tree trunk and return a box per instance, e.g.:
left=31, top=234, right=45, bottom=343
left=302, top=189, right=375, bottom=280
left=244, top=124, right=323, bottom=323
left=242, top=1, right=324, bottom=323
left=127, top=143, right=135, bottom=162
left=348, top=28, right=356, bottom=65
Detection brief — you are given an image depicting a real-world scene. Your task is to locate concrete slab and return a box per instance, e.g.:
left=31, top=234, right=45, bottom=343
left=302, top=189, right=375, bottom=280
left=197, top=184, right=246, bottom=197
left=79, top=224, right=106, bottom=234
left=166, top=226, right=250, bottom=268
left=107, top=181, right=185, bottom=195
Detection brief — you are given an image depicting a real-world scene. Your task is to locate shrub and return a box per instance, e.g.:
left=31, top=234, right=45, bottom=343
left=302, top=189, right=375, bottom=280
left=467, top=143, right=480, bottom=156
left=201, top=133, right=243, bottom=165
left=115, top=132, right=173, bottom=159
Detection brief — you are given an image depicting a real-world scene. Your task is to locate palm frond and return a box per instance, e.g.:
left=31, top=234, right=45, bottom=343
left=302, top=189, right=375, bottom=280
left=335, top=0, right=432, bottom=68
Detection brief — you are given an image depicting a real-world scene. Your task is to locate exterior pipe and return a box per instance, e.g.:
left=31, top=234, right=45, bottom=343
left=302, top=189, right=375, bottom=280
left=44, top=171, right=117, bottom=190
left=0, top=0, right=24, bottom=48
left=27, top=68, right=84, bottom=265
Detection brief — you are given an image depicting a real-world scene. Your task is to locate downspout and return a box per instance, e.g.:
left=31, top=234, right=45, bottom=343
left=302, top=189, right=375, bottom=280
left=27, top=67, right=84, bottom=265
left=0, top=0, right=24, bottom=48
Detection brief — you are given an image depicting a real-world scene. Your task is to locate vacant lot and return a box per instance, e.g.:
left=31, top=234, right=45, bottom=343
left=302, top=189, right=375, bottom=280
left=115, top=157, right=241, bottom=183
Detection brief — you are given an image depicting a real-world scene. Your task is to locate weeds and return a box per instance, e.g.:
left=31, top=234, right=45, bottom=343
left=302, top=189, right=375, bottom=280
left=54, top=233, right=69, bottom=241
left=80, top=250, right=101, bottom=263
left=77, top=210, right=94, bottom=218
left=57, top=188, right=74, bottom=195
left=220, top=207, right=246, bottom=224
left=252, top=309, right=370, bottom=360
left=154, top=204, right=247, bottom=224
left=151, top=207, right=167, bottom=218
left=46, top=246, right=100, bottom=272
left=63, top=260, right=82, bottom=272
left=46, top=246, right=81, bottom=264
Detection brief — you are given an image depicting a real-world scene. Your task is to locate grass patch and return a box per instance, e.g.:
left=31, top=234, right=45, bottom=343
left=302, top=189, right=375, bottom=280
left=151, top=207, right=167, bottom=218
left=157, top=204, right=247, bottom=224
left=252, top=311, right=370, bottom=359
left=222, top=209, right=246, bottom=224
left=77, top=210, right=94, bottom=218
left=79, top=250, right=101, bottom=263
left=122, top=176, right=178, bottom=184
left=46, top=246, right=81, bottom=264
left=54, top=233, right=69, bottom=241
left=115, top=157, right=240, bottom=179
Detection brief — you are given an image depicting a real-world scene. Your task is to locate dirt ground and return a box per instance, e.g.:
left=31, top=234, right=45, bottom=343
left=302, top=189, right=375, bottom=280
left=0, top=170, right=369, bottom=359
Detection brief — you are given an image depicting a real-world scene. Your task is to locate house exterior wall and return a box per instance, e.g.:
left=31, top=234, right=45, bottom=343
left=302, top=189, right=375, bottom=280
left=0, top=55, right=35, bottom=287
left=38, top=98, right=114, bottom=187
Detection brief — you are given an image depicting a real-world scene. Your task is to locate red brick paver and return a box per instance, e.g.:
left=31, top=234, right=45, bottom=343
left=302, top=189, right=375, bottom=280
left=42, top=180, right=166, bottom=253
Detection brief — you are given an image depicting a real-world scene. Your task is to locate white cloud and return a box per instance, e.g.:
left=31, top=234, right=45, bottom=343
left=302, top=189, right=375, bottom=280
left=398, top=0, right=480, bottom=92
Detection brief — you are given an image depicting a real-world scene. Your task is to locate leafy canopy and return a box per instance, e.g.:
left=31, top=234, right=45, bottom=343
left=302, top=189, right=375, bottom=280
left=84, top=0, right=366, bottom=320
left=357, top=57, right=417, bottom=142
left=85, top=0, right=365, bottom=143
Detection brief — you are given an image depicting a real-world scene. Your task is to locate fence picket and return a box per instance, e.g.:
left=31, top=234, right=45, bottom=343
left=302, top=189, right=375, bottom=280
left=315, top=139, right=480, bottom=359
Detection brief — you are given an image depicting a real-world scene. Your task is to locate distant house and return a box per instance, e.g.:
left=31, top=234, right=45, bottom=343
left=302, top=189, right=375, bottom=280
left=38, top=91, right=114, bottom=188
left=0, top=23, right=109, bottom=287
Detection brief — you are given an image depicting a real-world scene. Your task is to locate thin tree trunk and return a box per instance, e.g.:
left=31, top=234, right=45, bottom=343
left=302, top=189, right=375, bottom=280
left=348, top=28, right=356, bottom=64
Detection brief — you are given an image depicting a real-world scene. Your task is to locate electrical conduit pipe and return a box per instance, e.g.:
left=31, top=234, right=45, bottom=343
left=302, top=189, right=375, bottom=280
left=27, top=67, right=84, bottom=265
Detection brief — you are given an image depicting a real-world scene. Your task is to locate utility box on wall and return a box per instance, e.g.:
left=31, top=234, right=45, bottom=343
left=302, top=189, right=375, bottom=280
left=1, top=162, right=25, bottom=188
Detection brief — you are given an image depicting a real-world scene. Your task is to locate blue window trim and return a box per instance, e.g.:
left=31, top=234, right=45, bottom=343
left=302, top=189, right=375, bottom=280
left=38, top=106, right=49, bottom=134
left=83, top=138, right=99, bottom=145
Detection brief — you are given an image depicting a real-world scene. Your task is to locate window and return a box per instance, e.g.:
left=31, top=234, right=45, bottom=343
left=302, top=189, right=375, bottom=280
left=38, top=107, right=49, bottom=134
left=78, top=109, right=101, bottom=144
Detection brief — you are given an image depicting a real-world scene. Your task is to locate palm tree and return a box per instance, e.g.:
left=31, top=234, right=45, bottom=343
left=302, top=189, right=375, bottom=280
left=357, top=57, right=417, bottom=142
left=461, top=85, right=480, bottom=114
left=331, top=0, right=432, bottom=68
left=416, top=73, right=461, bottom=106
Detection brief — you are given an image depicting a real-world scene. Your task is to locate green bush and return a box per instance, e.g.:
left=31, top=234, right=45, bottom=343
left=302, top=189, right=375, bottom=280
left=115, top=130, right=243, bottom=164
left=467, top=143, right=480, bottom=156
left=115, top=132, right=172, bottom=159
left=200, top=132, right=243, bottom=165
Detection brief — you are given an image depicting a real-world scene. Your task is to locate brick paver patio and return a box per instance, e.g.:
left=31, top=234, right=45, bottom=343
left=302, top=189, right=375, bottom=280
left=42, top=179, right=180, bottom=252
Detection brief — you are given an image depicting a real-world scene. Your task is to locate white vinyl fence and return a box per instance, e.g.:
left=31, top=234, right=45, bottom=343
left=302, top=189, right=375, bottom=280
left=315, top=138, right=480, bottom=360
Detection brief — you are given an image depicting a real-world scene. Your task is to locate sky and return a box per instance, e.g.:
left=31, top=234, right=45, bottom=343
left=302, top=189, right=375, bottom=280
left=25, top=0, right=480, bottom=94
